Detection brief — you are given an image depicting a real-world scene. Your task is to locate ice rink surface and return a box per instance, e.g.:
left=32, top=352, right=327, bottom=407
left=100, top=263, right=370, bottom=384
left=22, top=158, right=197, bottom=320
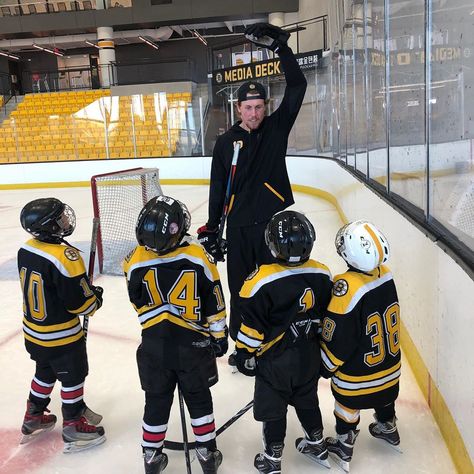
left=0, top=185, right=457, bottom=473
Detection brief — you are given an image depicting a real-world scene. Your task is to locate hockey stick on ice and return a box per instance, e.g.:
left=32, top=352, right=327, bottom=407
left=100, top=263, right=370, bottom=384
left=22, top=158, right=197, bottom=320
left=164, top=399, right=253, bottom=451
left=217, top=141, right=241, bottom=247
left=178, top=387, right=192, bottom=473
left=84, top=217, right=100, bottom=342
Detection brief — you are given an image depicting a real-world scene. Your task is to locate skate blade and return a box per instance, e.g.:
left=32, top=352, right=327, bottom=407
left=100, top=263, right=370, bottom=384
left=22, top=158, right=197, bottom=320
left=19, top=424, right=55, bottom=445
left=231, top=366, right=239, bottom=374
left=372, top=437, right=403, bottom=453
left=63, top=435, right=106, bottom=454
left=301, top=452, right=331, bottom=469
left=328, top=452, right=350, bottom=473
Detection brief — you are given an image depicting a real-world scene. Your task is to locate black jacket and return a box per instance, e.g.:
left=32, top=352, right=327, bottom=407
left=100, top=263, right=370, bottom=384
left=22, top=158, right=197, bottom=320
left=208, top=45, right=307, bottom=229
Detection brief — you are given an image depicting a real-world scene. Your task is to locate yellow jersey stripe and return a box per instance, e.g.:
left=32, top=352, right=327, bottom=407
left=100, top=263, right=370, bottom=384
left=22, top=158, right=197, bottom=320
left=68, top=296, right=96, bottom=315
left=23, top=316, right=80, bottom=332
left=141, top=312, right=209, bottom=336
left=259, top=333, right=285, bottom=355
left=336, top=361, right=401, bottom=382
left=320, top=341, right=345, bottom=366
left=24, top=331, right=83, bottom=347
left=264, top=182, right=285, bottom=202
left=240, top=323, right=264, bottom=340
left=331, top=377, right=399, bottom=397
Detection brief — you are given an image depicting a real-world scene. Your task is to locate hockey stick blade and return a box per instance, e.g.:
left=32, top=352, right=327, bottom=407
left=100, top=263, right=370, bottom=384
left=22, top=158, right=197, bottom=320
left=164, top=400, right=253, bottom=451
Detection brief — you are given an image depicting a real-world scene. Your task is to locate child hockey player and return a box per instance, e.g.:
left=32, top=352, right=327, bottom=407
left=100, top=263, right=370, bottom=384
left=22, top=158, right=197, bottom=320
left=123, top=195, right=228, bottom=474
left=18, top=197, right=105, bottom=453
left=320, top=220, right=401, bottom=472
left=234, top=210, right=333, bottom=473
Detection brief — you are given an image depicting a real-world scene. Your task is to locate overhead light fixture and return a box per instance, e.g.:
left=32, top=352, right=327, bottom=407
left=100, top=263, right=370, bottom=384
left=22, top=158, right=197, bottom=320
left=32, top=43, right=65, bottom=56
left=85, top=40, right=100, bottom=49
left=138, top=36, right=159, bottom=50
left=0, top=50, right=20, bottom=60
left=192, top=29, right=208, bottom=46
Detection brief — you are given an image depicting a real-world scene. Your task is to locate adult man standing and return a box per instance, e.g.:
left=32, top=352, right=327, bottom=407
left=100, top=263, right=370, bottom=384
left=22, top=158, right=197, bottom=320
left=198, top=23, right=307, bottom=354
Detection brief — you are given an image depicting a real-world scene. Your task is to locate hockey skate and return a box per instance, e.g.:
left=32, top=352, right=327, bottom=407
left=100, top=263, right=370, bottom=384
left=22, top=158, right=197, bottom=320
left=143, top=448, right=168, bottom=474
left=20, top=400, right=57, bottom=445
left=295, top=429, right=330, bottom=468
left=368, top=415, right=402, bottom=452
left=254, top=442, right=283, bottom=474
left=326, top=429, right=359, bottom=473
left=62, top=416, right=106, bottom=453
left=195, top=446, right=223, bottom=473
left=80, top=405, right=103, bottom=425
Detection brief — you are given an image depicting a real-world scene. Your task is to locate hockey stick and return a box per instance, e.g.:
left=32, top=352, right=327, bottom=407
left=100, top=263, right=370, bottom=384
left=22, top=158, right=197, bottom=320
left=217, top=141, right=241, bottom=245
left=83, top=217, right=100, bottom=342
left=164, top=399, right=253, bottom=451
left=178, top=387, right=192, bottom=473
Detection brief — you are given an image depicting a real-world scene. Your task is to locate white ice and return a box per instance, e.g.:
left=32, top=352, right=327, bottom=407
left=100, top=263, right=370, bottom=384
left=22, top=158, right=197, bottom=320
left=0, top=185, right=456, bottom=473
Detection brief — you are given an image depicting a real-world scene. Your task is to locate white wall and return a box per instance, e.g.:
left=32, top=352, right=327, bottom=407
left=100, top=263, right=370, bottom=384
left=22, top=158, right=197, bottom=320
left=1, top=155, right=472, bottom=460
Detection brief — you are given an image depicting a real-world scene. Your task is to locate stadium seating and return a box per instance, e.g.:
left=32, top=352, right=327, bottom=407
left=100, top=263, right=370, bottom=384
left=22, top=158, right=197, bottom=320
left=0, top=90, right=192, bottom=163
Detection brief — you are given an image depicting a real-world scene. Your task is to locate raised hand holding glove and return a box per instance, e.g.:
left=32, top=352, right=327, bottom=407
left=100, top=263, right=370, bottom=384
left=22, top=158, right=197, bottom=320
left=197, top=224, right=226, bottom=262
left=245, top=23, right=290, bottom=52
left=210, top=337, right=228, bottom=358
left=93, top=285, right=104, bottom=309
left=235, top=350, right=257, bottom=377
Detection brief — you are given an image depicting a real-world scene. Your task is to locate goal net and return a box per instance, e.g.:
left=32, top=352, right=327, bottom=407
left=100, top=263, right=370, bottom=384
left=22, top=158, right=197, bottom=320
left=91, top=167, right=163, bottom=275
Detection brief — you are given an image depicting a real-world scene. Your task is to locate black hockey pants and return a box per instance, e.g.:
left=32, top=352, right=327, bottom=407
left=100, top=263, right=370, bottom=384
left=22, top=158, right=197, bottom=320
left=226, top=222, right=274, bottom=340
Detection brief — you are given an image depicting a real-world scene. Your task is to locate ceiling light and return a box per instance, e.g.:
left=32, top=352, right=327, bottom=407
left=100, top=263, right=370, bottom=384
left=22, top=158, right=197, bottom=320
left=138, top=36, right=159, bottom=50
left=32, top=43, right=65, bottom=56
left=192, top=29, right=208, bottom=46
left=0, top=50, right=20, bottom=60
left=85, top=40, right=100, bottom=49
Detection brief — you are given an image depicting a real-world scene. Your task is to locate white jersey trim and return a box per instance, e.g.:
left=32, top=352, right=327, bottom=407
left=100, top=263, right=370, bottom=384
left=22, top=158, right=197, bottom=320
left=127, top=253, right=214, bottom=283
left=247, top=267, right=332, bottom=298
left=21, top=243, right=73, bottom=278
left=332, top=368, right=401, bottom=390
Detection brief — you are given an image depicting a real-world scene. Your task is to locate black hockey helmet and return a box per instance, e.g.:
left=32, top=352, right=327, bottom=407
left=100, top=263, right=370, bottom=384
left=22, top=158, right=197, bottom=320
left=135, top=195, right=191, bottom=254
left=265, top=210, right=315, bottom=266
left=20, top=197, right=76, bottom=243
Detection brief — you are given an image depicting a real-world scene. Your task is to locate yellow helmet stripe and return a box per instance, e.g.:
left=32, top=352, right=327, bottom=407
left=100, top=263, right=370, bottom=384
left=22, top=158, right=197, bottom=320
left=364, top=223, right=383, bottom=264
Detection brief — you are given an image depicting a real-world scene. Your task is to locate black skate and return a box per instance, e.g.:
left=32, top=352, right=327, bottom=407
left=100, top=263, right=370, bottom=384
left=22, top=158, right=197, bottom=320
left=62, top=416, right=106, bottom=453
left=143, top=448, right=168, bottom=474
left=326, top=429, right=359, bottom=473
left=228, top=350, right=238, bottom=373
left=368, top=415, right=402, bottom=452
left=195, top=446, right=223, bottom=473
left=20, top=400, right=57, bottom=445
left=295, top=429, right=330, bottom=468
left=254, top=442, right=283, bottom=474
left=80, top=405, right=103, bottom=425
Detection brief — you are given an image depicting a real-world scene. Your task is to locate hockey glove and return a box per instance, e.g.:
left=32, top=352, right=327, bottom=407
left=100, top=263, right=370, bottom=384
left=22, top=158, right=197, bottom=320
left=93, top=286, right=104, bottom=310
left=244, top=23, right=290, bottom=53
left=197, top=224, right=226, bottom=262
left=211, top=337, right=229, bottom=358
left=235, top=350, right=257, bottom=377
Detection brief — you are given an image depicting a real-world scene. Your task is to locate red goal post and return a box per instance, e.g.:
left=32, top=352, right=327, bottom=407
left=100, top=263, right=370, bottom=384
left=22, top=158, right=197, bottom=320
left=90, top=167, right=163, bottom=275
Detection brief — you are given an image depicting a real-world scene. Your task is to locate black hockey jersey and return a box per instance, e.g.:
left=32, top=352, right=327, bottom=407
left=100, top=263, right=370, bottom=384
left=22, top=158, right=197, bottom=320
left=320, top=265, right=401, bottom=409
left=236, top=260, right=332, bottom=358
left=18, top=238, right=100, bottom=361
left=123, top=237, right=227, bottom=355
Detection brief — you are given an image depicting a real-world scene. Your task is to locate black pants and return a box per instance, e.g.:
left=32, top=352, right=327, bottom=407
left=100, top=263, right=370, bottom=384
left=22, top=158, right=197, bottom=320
left=226, top=222, right=274, bottom=340
left=137, top=344, right=217, bottom=451
left=30, top=344, right=88, bottom=420
left=254, top=344, right=323, bottom=446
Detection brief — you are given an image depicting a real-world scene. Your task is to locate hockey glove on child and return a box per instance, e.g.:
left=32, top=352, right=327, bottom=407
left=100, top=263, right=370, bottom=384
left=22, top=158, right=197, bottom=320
left=235, top=350, right=257, bottom=377
left=211, top=337, right=229, bottom=358
left=245, top=23, right=290, bottom=53
left=93, top=286, right=104, bottom=309
left=197, top=225, right=226, bottom=262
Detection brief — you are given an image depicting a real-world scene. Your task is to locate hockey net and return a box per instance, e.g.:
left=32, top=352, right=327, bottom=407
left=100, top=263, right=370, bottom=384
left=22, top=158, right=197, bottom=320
left=91, top=167, right=163, bottom=275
